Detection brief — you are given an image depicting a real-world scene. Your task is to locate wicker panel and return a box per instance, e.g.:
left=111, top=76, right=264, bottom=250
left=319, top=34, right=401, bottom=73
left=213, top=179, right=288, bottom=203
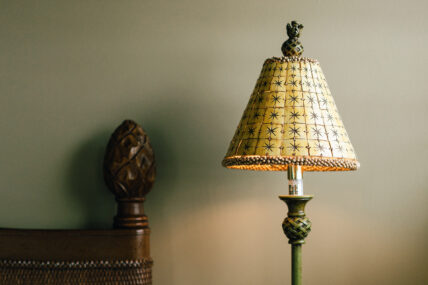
left=0, top=259, right=153, bottom=285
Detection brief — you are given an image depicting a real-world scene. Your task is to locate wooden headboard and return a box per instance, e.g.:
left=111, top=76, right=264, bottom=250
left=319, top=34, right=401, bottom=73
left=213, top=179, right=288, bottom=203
left=0, top=120, right=155, bottom=284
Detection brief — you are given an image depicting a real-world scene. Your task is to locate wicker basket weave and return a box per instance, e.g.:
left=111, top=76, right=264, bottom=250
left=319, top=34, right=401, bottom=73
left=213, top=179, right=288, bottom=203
left=0, top=259, right=153, bottom=285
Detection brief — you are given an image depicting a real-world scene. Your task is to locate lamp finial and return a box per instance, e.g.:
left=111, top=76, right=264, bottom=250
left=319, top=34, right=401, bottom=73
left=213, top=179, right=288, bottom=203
left=281, top=21, right=304, bottom=57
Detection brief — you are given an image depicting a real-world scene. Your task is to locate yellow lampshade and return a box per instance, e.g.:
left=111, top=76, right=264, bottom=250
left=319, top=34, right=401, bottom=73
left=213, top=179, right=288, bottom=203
left=222, top=56, right=359, bottom=171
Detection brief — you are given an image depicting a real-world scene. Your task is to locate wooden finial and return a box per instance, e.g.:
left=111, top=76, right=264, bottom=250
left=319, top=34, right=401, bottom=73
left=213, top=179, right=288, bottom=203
left=281, top=21, right=304, bottom=57
left=103, top=120, right=156, bottom=229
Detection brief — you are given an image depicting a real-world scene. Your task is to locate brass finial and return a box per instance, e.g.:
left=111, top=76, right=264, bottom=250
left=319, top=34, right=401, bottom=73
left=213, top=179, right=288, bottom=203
left=281, top=21, right=304, bottom=57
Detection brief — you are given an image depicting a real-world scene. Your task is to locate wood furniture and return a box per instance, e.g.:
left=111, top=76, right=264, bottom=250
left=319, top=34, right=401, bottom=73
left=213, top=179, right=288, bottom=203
left=0, top=120, right=155, bottom=284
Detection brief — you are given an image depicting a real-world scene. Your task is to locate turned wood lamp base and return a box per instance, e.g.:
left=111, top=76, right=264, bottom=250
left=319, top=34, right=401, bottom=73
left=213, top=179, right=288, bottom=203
left=280, top=165, right=313, bottom=285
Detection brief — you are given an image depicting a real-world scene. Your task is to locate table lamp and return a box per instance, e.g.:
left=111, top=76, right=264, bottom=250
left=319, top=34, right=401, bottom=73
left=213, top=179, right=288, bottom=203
left=222, top=21, right=359, bottom=285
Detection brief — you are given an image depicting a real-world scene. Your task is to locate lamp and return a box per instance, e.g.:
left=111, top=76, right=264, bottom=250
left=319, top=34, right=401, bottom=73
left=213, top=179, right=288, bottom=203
left=222, top=21, right=359, bottom=285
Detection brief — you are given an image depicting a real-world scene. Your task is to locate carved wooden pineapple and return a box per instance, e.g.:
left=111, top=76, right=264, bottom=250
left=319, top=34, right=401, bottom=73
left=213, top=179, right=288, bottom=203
left=103, top=119, right=156, bottom=228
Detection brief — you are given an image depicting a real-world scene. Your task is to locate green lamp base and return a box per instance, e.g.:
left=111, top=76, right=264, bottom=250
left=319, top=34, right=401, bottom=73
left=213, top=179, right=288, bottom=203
left=279, top=195, right=313, bottom=285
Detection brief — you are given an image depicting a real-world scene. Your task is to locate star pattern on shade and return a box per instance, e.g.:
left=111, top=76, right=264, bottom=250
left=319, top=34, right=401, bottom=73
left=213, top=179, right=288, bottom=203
left=289, top=80, right=298, bottom=87
left=289, top=126, right=300, bottom=136
left=310, top=112, right=319, bottom=120
left=312, top=127, right=322, bottom=137
left=269, top=111, right=279, bottom=120
left=290, top=111, right=300, bottom=120
left=244, top=143, right=250, bottom=150
left=321, top=98, right=328, bottom=106
left=272, top=94, right=281, bottom=103
left=263, top=142, right=274, bottom=151
left=316, top=143, right=325, bottom=152
left=267, top=127, right=277, bottom=135
left=289, top=95, right=299, bottom=103
left=289, top=141, right=301, bottom=152
left=225, top=58, right=358, bottom=162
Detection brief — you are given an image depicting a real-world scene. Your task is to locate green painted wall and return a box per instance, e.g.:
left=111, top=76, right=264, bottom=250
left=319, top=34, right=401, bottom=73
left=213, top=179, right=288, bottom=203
left=1, top=1, right=427, bottom=284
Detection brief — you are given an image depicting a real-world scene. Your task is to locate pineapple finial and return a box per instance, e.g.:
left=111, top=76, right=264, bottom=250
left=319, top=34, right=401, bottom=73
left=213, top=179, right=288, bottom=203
left=281, top=21, right=304, bottom=57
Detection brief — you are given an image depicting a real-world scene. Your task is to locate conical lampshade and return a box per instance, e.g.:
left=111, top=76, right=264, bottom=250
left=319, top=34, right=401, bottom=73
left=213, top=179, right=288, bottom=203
left=222, top=56, right=359, bottom=171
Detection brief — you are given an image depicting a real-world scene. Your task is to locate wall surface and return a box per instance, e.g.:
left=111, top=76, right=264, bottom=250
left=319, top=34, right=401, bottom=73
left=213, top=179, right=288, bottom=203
left=1, top=1, right=427, bottom=284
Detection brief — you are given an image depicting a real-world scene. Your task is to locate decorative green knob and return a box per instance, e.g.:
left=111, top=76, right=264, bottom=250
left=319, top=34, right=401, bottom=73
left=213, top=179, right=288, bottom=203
left=281, top=21, right=304, bottom=57
left=282, top=216, right=311, bottom=242
left=279, top=195, right=313, bottom=244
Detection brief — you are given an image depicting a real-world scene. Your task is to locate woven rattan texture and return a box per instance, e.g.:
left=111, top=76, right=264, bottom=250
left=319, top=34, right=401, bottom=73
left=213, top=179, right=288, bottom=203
left=223, top=57, right=359, bottom=171
left=0, top=259, right=152, bottom=285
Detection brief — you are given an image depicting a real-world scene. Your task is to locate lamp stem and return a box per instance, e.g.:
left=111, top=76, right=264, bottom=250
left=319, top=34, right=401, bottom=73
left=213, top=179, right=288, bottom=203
left=292, top=244, right=302, bottom=285
left=280, top=166, right=312, bottom=285
left=287, top=165, right=303, bottom=195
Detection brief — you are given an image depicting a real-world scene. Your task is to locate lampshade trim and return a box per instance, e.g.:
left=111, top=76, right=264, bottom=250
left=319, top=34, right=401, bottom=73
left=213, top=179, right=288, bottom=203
left=222, top=155, right=359, bottom=171
left=268, top=56, right=319, bottom=64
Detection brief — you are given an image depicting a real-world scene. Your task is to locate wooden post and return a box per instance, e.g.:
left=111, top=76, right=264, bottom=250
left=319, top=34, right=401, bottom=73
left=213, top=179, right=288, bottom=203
left=114, top=198, right=148, bottom=229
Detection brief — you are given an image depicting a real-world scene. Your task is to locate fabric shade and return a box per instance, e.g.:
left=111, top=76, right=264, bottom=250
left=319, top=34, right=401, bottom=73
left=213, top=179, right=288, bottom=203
left=222, top=56, right=359, bottom=171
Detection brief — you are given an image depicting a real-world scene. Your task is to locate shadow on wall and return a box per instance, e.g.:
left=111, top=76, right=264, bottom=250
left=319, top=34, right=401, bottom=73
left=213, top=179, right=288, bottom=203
left=63, top=86, right=230, bottom=229
left=135, top=91, right=216, bottom=221
left=134, top=88, right=246, bottom=216
left=61, top=87, right=273, bottom=282
left=66, top=130, right=115, bottom=229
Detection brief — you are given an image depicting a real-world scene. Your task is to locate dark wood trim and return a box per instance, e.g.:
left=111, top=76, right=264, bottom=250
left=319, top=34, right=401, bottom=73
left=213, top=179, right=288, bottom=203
left=0, top=228, right=150, bottom=261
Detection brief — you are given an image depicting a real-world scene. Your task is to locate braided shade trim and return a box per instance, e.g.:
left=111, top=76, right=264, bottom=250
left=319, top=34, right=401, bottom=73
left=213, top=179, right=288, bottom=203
left=222, top=155, right=359, bottom=171
left=267, top=56, right=319, bottom=64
